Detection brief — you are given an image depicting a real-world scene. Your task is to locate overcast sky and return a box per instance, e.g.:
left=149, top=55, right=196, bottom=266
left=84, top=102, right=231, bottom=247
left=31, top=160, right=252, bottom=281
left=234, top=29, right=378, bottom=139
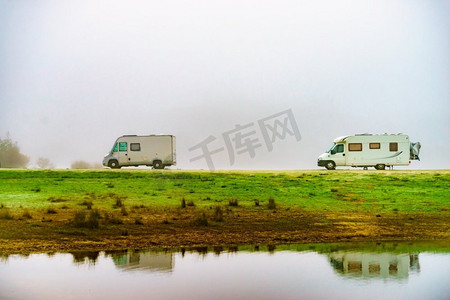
left=1, top=0, right=449, bottom=169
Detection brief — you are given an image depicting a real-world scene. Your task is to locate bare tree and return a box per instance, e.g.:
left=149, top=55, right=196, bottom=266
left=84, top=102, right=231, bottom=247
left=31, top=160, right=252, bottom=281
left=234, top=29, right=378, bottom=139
left=37, top=157, right=54, bottom=169
left=0, top=134, right=30, bottom=168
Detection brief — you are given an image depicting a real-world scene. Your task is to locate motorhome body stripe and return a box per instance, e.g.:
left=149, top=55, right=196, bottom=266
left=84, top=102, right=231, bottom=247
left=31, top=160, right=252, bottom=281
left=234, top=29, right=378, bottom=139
left=379, top=151, right=403, bottom=159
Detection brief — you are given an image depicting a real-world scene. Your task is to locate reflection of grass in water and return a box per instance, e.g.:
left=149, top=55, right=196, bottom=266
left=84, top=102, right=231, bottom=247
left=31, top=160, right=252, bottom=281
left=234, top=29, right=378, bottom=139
left=96, top=241, right=450, bottom=261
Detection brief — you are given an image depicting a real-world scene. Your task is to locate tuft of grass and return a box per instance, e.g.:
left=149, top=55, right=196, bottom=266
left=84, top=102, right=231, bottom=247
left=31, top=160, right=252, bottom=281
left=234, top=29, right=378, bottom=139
left=212, top=206, right=223, bottom=222
left=181, top=198, right=186, bottom=208
left=22, top=209, right=32, bottom=219
left=0, top=203, right=4, bottom=209
left=72, top=211, right=87, bottom=227
left=187, top=200, right=195, bottom=207
left=86, top=210, right=101, bottom=229
left=228, top=198, right=238, bottom=207
left=72, top=210, right=100, bottom=229
left=121, top=229, right=128, bottom=236
left=132, top=204, right=146, bottom=209
left=114, top=198, right=123, bottom=208
left=120, top=205, right=128, bottom=216
left=48, top=197, right=66, bottom=203
left=134, top=217, right=144, bottom=225
left=331, top=188, right=338, bottom=193
left=268, top=198, right=276, bottom=210
left=193, top=212, right=208, bottom=226
left=31, top=187, right=41, bottom=192
left=254, top=199, right=260, bottom=206
left=46, top=207, right=57, bottom=214
left=111, top=194, right=127, bottom=209
left=104, top=212, right=123, bottom=225
left=0, top=209, right=13, bottom=220
left=81, top=200, right=93, bottom=210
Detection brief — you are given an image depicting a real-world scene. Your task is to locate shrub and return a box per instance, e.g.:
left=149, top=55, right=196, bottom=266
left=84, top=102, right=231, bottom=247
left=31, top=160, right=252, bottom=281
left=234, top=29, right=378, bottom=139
left=268, top=198, right=276, bottom=210
left=228, top=199, right=238, bottom=207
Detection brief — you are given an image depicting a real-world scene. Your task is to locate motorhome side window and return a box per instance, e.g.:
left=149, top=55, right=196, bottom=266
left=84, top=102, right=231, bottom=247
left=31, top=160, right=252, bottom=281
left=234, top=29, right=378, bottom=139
left=348, top=143, right=362, bottom=151
left=389, top=143, right=398, bottom=152
left=130, top=143, right=141, bottom=151
left=119, top=142, right=127, bottom=152
left=369, top=143, right=380, bottom=149
left=113, top=144, right=118, bottom=152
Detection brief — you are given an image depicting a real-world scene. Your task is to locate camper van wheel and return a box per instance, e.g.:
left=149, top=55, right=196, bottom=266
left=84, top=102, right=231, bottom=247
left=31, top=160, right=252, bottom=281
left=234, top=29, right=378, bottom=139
left=153, top=160, right=164, bottom=169
left=325, top=161, right=336, bottom=170
left=375, top=164, right=385, bottom=170
left=108, top=160, right=120, bottom=169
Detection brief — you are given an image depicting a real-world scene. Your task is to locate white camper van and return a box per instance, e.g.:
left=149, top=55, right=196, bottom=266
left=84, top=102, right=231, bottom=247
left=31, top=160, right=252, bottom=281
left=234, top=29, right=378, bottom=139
left=317, top=134, right=420, bottom=170
left=103, top=135, right=176, bottom=169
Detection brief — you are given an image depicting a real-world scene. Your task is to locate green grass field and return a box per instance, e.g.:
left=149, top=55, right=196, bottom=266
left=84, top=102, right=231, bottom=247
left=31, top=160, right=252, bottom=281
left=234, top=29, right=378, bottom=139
left=0, top=169, right=448, bottom=213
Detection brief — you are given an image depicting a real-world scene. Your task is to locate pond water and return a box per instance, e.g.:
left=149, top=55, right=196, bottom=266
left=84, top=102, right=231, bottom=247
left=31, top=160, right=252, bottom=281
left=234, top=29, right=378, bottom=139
left=1, top=243, right=449, bottom=300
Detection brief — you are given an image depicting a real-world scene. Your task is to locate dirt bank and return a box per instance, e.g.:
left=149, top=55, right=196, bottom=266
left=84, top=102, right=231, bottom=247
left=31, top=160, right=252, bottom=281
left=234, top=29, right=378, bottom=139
left=1, top=208, right=448, bottom=254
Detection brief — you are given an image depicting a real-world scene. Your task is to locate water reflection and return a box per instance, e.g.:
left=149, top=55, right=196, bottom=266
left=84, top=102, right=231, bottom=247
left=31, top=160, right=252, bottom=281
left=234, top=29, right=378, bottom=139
left=109, top=250, right=174, bottom=273
left=1, top=243, right=448, bottom=300
left=329, top=252, right=420, bottom=280
left=60, top=243, right=434, bottom=281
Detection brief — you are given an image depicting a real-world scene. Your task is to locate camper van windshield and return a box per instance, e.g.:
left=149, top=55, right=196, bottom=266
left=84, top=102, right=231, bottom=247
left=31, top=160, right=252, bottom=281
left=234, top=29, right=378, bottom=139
left=326, top=144, right=335, bottom=153
left=111, top=143, right=118, bottom=154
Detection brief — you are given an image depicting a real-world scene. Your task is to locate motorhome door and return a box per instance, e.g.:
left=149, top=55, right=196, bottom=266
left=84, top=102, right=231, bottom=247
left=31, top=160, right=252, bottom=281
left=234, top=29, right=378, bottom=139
left=118, top=141, right=129, bottom=165
left=330, top=143, right=346, bottom=166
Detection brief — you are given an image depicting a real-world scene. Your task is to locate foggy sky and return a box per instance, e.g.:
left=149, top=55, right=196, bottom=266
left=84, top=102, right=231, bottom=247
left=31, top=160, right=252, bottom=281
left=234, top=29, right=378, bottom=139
left=1, top=0, right=449, bottom=169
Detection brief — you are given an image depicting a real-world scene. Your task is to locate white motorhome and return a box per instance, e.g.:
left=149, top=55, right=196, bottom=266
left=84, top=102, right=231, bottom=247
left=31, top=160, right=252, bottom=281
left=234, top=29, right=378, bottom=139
left=103, top=135, right=176, bottom=169
left=317, top=134, right=420, bottom=170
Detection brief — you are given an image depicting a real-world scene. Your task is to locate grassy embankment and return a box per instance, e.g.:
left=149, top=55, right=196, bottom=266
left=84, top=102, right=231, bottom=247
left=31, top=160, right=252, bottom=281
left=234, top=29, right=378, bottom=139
left=0, top=169, right=449, bottom=253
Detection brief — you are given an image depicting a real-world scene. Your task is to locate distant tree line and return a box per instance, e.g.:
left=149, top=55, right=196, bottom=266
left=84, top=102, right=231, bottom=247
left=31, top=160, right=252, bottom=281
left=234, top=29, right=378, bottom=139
left=0, top=134, right=101, bottom=169
left=0, top=135, right=30, bottom=168
left=70, top=161, right=102, bottom=169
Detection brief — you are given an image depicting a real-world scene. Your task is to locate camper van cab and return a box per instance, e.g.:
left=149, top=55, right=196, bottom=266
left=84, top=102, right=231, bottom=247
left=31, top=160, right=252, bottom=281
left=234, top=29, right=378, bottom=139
left=317, top=134, right=420, bottom=170
left=103, top=135, right=176, bottom=169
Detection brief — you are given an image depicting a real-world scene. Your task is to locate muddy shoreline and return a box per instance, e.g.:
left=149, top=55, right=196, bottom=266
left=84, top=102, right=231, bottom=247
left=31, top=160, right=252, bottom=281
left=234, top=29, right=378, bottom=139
left=1, top=210, right=449, bottom=255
